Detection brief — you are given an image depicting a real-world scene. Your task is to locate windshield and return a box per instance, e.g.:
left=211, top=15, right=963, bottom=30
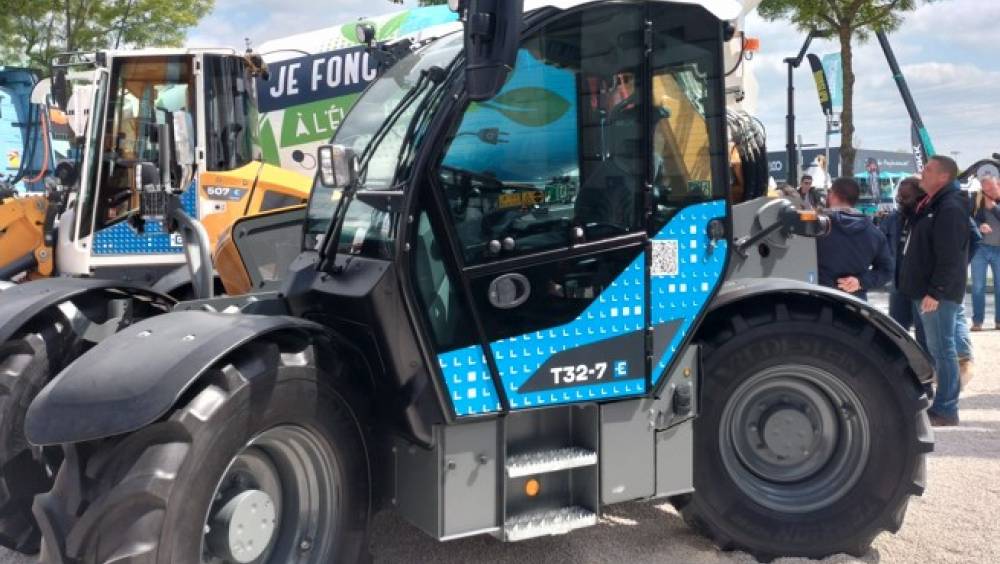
left=304, top=33, right=464, bottom=248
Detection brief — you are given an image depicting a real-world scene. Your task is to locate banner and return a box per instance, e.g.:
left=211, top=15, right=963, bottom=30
left=821, top=53, right=843, bottom=112
left=807, top=54, right=833, bottom=116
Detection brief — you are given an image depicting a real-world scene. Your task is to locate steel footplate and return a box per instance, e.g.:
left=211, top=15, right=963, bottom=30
left=506, top=447, right=597, bottom=478
left=503, top=506, right=597, bottom=541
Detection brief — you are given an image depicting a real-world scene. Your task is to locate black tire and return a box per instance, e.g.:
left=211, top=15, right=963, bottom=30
left=679, top=300, right=933, bottom=561
left=34, top=339, right=372, bottom=563
left=0, top=318, right=77, bottom=554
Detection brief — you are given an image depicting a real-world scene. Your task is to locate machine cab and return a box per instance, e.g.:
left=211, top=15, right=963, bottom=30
left=302, top=1, right=732, bottom=419
left=52, top=50, right=307, bottom=283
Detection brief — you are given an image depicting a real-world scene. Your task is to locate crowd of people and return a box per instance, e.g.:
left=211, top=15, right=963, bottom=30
left=784, top=155, right=994, bottom=427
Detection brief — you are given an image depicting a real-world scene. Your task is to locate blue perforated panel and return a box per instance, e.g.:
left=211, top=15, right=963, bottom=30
left=438, top=345, right=502, bottom=416
left=651, top=200, right=728, bottom=384
left=437, top=200, right=728, bottom=417
left=491, top=255, right=646, bottom=410
left=92, top=184, right=199, bottom=255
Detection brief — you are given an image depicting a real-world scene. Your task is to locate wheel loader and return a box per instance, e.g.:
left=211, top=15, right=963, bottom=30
left=0, top=50, right=311, bottom=291
left=18, top=1, right=933, bottom=562
left=0, top=48, right=312, bottom=552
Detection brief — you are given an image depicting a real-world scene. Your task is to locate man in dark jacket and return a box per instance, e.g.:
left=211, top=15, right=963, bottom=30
left=881, top=177, right=926, bottom=343
left=899, top=155, right=970, bottom=426
left=816, top=177, right=893, bottom=301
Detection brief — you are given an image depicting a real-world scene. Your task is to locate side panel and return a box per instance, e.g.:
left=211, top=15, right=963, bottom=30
left=393, top=420, right=499, bottom=540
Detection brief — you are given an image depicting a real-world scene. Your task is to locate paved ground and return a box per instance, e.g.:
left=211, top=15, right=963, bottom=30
left=3, top=299, right=998, bottom=563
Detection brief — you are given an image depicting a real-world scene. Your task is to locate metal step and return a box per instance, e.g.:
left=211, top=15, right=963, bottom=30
left=505, top=447, right=597, bottom=478
left=504, top=506, right=598, bottom=541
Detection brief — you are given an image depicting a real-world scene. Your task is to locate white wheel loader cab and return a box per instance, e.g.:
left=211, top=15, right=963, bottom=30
left=27, top=2, right=934, bottom=562
left=48, top=49, right=303, bottom=291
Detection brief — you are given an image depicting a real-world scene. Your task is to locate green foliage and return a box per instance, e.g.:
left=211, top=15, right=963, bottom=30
left=0, top=0, right=214, bottom=71
left=758, top=0, right=932, bottom=175
left=759, top=0, right=918, bottom=39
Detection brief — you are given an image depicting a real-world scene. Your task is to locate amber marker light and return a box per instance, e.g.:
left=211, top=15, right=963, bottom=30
left=525, top=479, right=541, bottom=497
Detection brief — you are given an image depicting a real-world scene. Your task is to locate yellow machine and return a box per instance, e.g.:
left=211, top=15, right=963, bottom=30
left=0, top=193, right=54, bottom=278
left=1, top=49, right=311, bottom=296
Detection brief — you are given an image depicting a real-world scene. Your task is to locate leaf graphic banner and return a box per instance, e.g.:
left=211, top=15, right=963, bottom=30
left=478, top=87, right=571, bottom=127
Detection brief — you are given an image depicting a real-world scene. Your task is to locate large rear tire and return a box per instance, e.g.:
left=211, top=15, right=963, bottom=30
left=679, top=301, right=933, bottom=561
left=0, top=318, right=77, bottom=553
left=34, top=339, right=371, bottom=563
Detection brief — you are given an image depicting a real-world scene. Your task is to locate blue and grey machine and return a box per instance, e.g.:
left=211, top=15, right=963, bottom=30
left=26, top=2, right=934, bottom=563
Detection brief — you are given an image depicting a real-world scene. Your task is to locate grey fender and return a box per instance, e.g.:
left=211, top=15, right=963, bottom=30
left=0, top=277, right=174, bottom=345
left=704, top=278, right=935, bottom=386
left=26, top=310, right=328, bottom=446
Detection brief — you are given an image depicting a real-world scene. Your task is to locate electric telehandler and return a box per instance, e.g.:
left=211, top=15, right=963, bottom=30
left=24, top=1, right=933, bottom=562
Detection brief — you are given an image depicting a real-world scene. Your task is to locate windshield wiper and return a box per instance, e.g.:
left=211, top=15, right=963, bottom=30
left=392, top=65, right=454, bottom=185
left=317, top=67, right=447, bottom=272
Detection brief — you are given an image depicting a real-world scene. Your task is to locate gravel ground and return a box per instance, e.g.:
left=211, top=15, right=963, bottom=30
left=3, top=310, right=998, bottom=563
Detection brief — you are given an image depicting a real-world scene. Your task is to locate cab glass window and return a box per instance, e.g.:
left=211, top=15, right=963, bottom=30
left=86, top=56, right=194, bottom=236
left=438, top=6, right=645, bottom=264
left=649, top=5, right=724, bottom=231
left=204, top=55, right=257, bottom=172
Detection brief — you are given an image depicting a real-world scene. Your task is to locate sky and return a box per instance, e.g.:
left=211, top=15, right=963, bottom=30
left=187, top=0, right=998, bottom=169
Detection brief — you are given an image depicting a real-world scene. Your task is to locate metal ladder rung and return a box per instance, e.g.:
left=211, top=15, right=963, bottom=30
left=504, top=506, right=597, bottom=541
left=505, top=447, right=597, bottom=478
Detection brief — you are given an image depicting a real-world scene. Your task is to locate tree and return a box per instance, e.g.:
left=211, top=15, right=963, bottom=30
left=0, top=0, right=214, bottom=71
left=759, top=0, right=926, bottom=176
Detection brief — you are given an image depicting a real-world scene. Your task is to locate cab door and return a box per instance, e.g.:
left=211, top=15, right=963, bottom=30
left=411, top=2, right=731, bottom=418
left=421, top=5, right=650, bottom=416
left=645, top=3, right=731, bottom=387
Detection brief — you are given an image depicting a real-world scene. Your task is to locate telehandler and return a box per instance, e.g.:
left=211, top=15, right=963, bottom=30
left=23, top=1, right=932, bottom=562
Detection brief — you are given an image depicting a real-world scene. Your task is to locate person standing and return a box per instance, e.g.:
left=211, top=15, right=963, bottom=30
left=781, top=174, right=824, bottom=210
left=816, top=177, right=894, bottom=301
left=971, top=176, right=1000, bottom=331
left=899, top=155, right=970, bottom=427
left=881, top=177, right=926, bottom=345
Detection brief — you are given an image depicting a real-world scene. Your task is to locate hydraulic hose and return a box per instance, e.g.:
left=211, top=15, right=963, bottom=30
left=25, top=109, right=50, bottom=184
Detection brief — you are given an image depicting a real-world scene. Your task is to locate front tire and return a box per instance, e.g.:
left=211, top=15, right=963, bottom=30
left=680, top=301, right=933, bottom=561
left=34, top=339, right=371, bottom=563
left=0, top=318, right=77, bottom=553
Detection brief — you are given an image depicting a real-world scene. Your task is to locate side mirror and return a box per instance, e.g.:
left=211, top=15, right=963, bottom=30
left=317, top=145, right=359, bottom=189
left=30, top=79, right=52, bottom=106
left=173, top=111, right=195, bottom=167
left=455, top=0, right=523, bottom=101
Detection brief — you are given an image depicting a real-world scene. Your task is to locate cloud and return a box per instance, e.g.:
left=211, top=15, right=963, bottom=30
left=186, top=0, right=419, bottom=50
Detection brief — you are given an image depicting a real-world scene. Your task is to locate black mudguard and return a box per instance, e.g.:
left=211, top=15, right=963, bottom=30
left=0, top=277, right=174, bottom=344
left=26, top=310, right=327, bottom=446
left=709, top=278, right=935, bottom=386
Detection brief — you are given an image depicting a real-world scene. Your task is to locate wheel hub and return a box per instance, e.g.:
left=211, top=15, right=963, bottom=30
left=719, top=364, right=872, bottom=513
left=208, top=489, right=277, bottom=563
left=761, top=408, right=814, bottom=465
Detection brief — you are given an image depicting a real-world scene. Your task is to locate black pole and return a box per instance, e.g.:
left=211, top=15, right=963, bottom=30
left=784, top=31, right=818, bottom=188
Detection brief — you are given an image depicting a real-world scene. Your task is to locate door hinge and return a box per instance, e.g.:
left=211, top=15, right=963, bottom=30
left=644, top=20, right=654, bottom=55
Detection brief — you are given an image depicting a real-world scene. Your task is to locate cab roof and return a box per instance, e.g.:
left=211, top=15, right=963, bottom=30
left=524, top=0, right=753, bottom=21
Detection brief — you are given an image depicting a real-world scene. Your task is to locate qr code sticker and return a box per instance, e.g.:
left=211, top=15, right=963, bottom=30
left=652, top=240, right=679, bottom=276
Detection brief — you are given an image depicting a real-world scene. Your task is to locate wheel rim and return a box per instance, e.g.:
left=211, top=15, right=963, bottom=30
left=718, top=364, right=871, bottom=514
left=201, top=425, right=339, bottom=563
